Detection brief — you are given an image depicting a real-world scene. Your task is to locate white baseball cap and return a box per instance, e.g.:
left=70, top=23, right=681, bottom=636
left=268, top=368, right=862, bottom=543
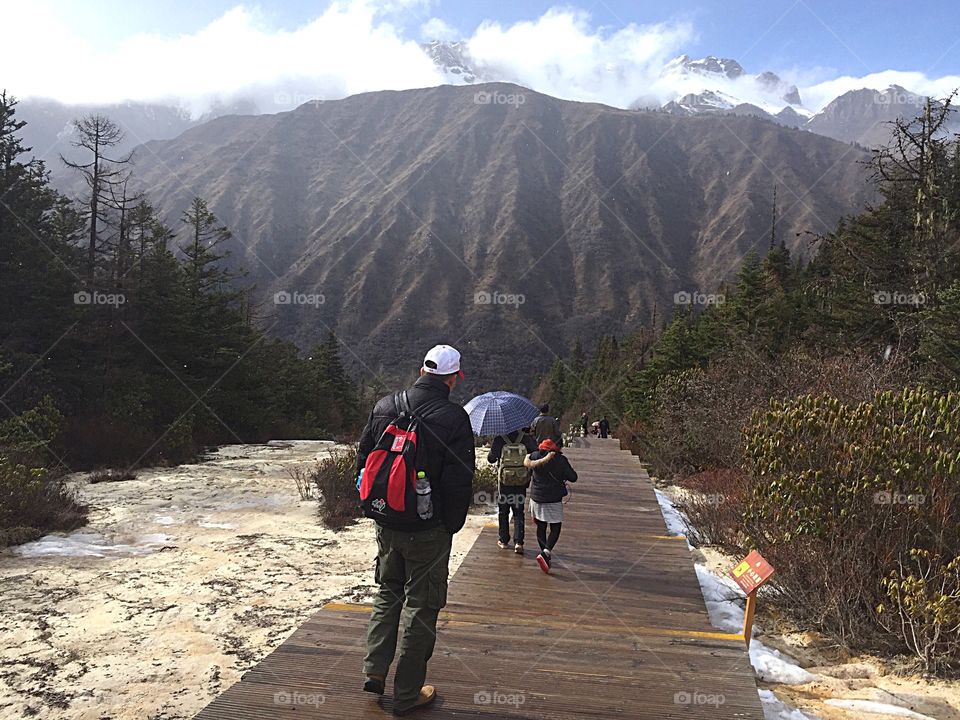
left=422, top=344, right=464, bottom=378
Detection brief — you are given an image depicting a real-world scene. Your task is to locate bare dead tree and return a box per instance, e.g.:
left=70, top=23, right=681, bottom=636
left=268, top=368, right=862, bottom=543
left=103, top=173, right=143, bottom=290
left=871, top=93, right=959, bottom=300
left=61, top=114, right=133, bottom=280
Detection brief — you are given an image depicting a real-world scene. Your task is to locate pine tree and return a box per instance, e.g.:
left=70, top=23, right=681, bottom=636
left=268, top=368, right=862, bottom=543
left=311, top=331, right=359, bottom=431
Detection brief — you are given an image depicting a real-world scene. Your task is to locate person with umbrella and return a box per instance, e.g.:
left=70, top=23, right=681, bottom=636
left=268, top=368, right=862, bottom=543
left=464, top=391, right=542, bottom=556
left=487, top=428, right=537, bottom=554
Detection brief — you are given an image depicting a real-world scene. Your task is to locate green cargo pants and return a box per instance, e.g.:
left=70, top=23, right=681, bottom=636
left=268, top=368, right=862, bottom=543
left=363, top=524, right=452, bottom=711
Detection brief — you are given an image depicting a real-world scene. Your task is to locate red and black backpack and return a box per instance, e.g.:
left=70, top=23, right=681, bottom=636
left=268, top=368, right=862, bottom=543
left=359, top=392, right=444, bottom=523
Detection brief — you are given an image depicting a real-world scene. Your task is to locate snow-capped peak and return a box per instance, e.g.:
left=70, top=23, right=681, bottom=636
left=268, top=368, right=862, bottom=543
left=665, top=54, right=746, bottom=80
left=421, top=40, right=480, bottom=84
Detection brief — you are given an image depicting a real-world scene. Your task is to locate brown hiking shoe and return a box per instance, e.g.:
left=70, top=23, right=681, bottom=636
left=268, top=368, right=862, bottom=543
left=393, top=685, right=437, bottom=716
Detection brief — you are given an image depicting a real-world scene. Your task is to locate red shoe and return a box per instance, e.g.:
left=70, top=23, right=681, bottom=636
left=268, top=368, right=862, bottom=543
left=536, top=553, right=550, bottom=573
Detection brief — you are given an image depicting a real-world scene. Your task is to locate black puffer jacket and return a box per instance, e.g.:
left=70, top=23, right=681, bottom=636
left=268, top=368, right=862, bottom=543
left=524, top=450, right=578, bottom=504
left=357, top=374, right=476, bottom=533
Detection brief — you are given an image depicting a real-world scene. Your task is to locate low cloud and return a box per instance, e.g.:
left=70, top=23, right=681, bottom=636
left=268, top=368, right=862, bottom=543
left=4, top=1, right=445, bottom=114
left=467, top=9, right=695, bottom=108
left=800, top=71, right=960, bottom=111
left=421, top=17, right=458, bottom=41
left=2, top=1, right=957, bottom=115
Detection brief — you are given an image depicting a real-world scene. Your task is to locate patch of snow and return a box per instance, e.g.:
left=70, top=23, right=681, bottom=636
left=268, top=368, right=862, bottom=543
left=751, top=643, right=816, bottom=685
left=824, top=699, right=936, bottom=719
left=695, top=563, right=744, bottom=632
left=12, top=531, right=174, bottom=558
left=654, top=488, right=689, bottom=539
left=759, top=689, right=817, bottom=719
left=653, top=489, right=818, bottom=708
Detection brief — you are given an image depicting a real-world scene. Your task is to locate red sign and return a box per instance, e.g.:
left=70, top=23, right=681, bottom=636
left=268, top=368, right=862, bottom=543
left=728, top=551, right=775, bottom=595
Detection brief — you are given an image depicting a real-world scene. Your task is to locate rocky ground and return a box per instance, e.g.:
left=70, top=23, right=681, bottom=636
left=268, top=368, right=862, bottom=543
left=0, top=441, right=486, bottom=720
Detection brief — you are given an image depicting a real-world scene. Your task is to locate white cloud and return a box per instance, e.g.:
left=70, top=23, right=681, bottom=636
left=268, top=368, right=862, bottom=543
left=421, top=16, right=458, bottom=41
left=467, top=9, right=696, bottom=107
left=1, top=1, right=957, bottom=116
left=2, top=1, right=446, bottom=113
left=800, top=71, right=960, bottom=111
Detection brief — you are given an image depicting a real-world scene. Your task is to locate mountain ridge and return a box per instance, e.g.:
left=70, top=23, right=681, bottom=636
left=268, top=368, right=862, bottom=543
left=121, top=83, right=874, bottom=390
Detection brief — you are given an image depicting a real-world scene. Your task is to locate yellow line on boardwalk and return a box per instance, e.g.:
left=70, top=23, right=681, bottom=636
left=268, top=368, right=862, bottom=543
left=323, top=602, right=374, bottom=612
left=320, top=602, right=741, bottom=642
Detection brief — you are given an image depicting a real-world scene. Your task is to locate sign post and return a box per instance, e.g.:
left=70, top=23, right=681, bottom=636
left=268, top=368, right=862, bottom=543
left=728, top=550, right=775, bottom=649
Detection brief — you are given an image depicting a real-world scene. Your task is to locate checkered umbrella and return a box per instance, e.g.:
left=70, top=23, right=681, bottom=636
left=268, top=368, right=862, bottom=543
left=463, top=391, right=540, bottom=437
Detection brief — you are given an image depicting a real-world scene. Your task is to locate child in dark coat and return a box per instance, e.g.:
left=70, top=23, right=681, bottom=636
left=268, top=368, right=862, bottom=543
left=524, top=439, right=578, bottom=573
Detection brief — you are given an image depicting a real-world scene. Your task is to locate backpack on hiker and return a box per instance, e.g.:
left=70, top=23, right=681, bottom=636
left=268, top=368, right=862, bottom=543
left=498, top=434, right=530, bottom=487
left=359, top=392, right=444, bottom=523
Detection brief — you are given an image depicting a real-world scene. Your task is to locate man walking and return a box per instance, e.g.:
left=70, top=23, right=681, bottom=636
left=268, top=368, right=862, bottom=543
left=531, top=403, right=563, bottom=447
left=357, top=344, right=475, bottom=715
left=598, top=416, right=610, bottom=439
left=580, top=411, right=589, bottom=437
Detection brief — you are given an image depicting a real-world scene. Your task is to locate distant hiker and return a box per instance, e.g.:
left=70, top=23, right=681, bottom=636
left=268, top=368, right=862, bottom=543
left=487, top=428, right=537, bottom=554
left=598, top=416, right=610, bottom=439
left=531, top=404, right=563, bottom=447
left=357, top=344, right=475, bottom=716
left=524, top=438, right=578, bottom=573
left=580, top=411, right=589, bottom=437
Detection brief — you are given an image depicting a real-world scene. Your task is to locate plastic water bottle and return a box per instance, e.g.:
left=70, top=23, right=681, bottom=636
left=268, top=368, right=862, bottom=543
left=416, top=471, right=433, bottom=520
left=356, top=468, right=364, bottom=493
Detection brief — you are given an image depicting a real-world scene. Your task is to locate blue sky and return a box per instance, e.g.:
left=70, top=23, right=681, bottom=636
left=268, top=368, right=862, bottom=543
left=36, top=0, right=959, bottom=77
left=5, top=0, right=958, bottom=110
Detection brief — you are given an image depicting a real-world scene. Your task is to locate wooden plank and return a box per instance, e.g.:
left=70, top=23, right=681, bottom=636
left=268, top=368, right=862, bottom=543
left=195, top=438, right=763, bottom=719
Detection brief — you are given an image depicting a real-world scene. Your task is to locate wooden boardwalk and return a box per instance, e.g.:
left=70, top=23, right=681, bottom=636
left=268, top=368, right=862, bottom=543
left=195, top=438, right=764, bottom=718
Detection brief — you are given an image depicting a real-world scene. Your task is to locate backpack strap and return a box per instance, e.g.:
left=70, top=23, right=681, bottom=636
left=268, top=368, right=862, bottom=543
left=373, top=392, right=410, bottom=449
left=408, top=396, right=448, bottom=422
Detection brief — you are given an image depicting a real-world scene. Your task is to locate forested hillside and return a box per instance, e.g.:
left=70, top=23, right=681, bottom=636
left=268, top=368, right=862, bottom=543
left=0, top=92, right=360, bottom=545
left=544, top=97, right=960, bottom=674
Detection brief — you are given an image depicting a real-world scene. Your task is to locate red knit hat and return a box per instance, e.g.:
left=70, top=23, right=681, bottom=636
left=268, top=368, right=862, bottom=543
left=538, top=438, right=561, bottom=453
